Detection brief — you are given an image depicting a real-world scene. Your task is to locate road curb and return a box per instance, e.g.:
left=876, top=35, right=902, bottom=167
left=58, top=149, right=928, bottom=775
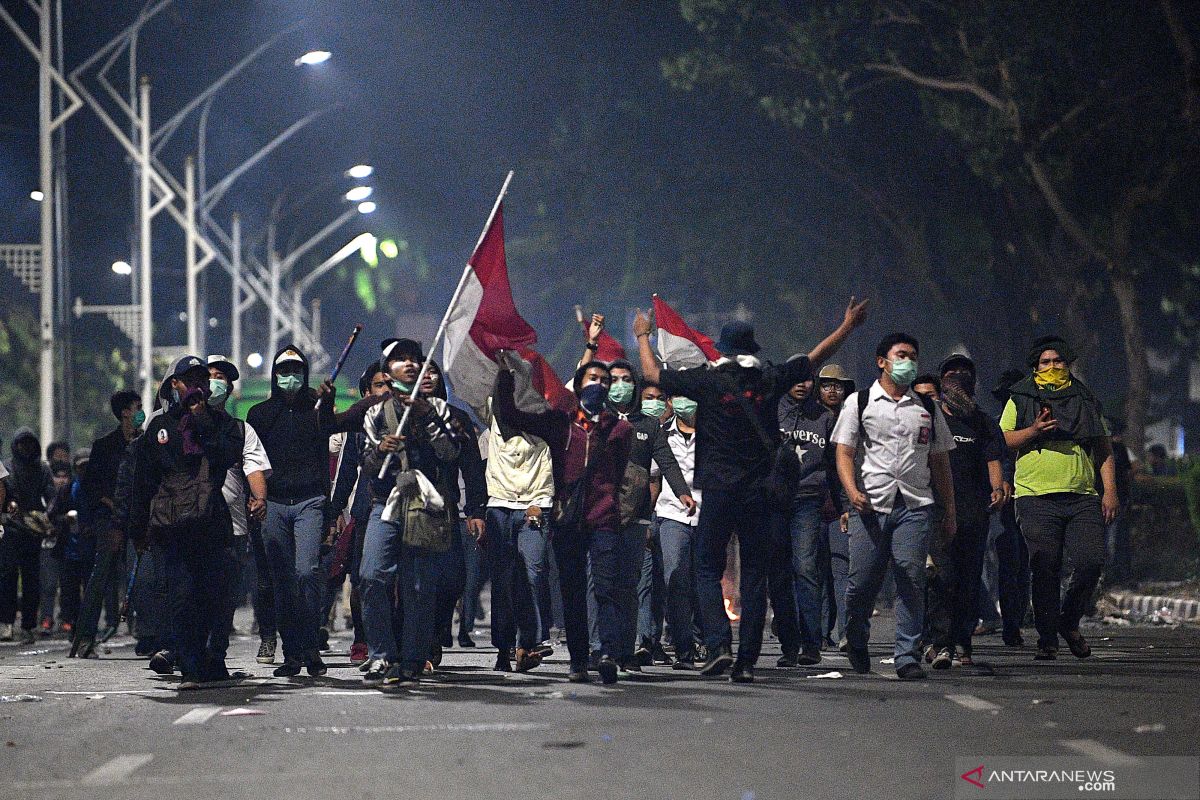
left=1107, top=591, right=1200, bottom=621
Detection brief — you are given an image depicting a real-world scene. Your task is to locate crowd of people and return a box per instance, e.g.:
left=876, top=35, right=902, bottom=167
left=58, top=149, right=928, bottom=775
left=0, top=298, right=1141, bottom=689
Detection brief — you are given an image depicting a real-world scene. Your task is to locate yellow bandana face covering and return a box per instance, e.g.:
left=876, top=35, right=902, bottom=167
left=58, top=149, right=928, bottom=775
left=1033, top=366, right=1071, bottom=390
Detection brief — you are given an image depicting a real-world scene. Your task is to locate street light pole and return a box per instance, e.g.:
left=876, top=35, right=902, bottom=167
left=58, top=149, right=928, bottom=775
left=185, top=155, right=198, bottom=353
left=38, top=0, right=55, bottom=447
left=139, top=76, right=155, bottom=413
left=231, top=213, right=243, bottom=375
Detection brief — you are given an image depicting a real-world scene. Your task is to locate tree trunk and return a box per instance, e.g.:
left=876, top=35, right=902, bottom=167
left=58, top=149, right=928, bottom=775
left=1109, top=272, right=1149, bottom=453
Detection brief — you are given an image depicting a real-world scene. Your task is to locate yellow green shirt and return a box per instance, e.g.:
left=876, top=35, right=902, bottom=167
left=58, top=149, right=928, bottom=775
left=1000, top=399, right=1097, bottom=498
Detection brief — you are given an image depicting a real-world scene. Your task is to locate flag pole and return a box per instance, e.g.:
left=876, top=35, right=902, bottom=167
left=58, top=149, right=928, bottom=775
left=378, top=170, right=514, bottom=478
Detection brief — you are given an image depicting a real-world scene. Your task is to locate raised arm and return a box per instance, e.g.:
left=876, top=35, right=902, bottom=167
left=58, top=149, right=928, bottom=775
left=807, top=296, right=869, bottom=369
left=632, top=309, right=661, bottom=385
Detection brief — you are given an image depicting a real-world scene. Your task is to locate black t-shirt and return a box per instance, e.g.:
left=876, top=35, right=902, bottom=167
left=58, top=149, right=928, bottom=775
left=659, top=357, right=812, bottom=492
left=944, top=408, right=1002, bottom=508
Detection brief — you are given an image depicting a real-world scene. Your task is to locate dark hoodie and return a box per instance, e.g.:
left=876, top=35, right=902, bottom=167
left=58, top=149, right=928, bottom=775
left=5, top=428, right=54, bottom=513
left=246, top=345, right=340, bottom=503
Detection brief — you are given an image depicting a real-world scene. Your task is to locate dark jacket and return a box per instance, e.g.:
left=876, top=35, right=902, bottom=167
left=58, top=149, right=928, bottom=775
left=128, top=404, right=243, bottom=545
left=246, top=345, right=340, bottom=503
left=360, top=393, right=461, bottom=506
left=495, top=370, right=632, bottom=533
left=611, top=405, right=690, bottom=521
left=777, top=394, right=837, bottom=502
left=81, top=426, right=129, bottom=527
left=5, top=428, right=54, bottom=513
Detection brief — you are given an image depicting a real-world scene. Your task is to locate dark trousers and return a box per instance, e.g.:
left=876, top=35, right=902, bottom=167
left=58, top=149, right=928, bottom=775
left=1015, top=493, right=1106, bottom=649
left=765, top=514, right=803, bottom=657
left=925, top=504, right=990, bottom=654
left=459, top=523, right=485, bottom=638
left=435, top=520, right=467, bottom=645
left=206, top=545, right=245, bottom=664
left=248, top=519, right=277, bottom=640
left=160, top=531, right=229, bottom=678
left=58, top=558, right=89, bottom=627
left=0, top=531, right=41, bottom=629
left=696, top=486, right=778, bottom=666
left=133, top=544, right=169, bottom=645
left=488, top=509, right=542, bottom=652
left=992, top=503, right=1030, bottom=641
left=551, top=526, right=595, bottom=671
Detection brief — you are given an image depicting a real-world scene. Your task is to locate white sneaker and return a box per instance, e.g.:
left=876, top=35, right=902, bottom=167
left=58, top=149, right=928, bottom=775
left=0, top=623, right=13, bottom=641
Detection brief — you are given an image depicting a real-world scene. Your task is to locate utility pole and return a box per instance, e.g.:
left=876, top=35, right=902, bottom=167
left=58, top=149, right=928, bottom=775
left=139, top=76, right=155, bottom=413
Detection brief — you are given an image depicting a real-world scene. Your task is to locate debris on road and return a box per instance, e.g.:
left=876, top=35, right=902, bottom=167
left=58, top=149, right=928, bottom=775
left=0, top=695, right=43, bottom=703
left=1134, top=723, right=1166, bottom=733
left=220, top=708, right=265, bottom=717
left=807, top=671, right=844, bottom=680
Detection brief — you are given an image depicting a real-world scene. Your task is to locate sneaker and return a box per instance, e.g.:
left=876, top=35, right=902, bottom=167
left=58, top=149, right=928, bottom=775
left=837, top=637, right=849, bottom=653
left=698, top=645, right=734, bottom=677
left=896, top=663, right=927, bottom=680
left=256, top=637, right=277, bottom=664
left=514, top=648, right=542, bottom=673
left=931, top=648, right=953, bottom=670
left=729, top=663, right=755, bottom=683
left=1002, top=633, right=1025, bottom=647
left=349, top=642, right=369, bottom=667
left=18, top=628, right=36, bottom=645
left=567, top=668, right=591, bottom=683
left=532, top=641, right=555, bottom=658
left=671, top=655, right=695, bottom=671
left=457, top=633, right=476, bottom=648
left=380, top=663, right=413, bottom=689
left=316, top=627, right=330, bottom=652
left=273, top=659, right=303, bottom=678
left=596, top=656, right=619, bottom=685
left=1061, top=630, right=1091, bottom=659
left=362, top=659, right=390, bottom=684
left=797, top=648, right=822, bottom=666
left=633, top=645, right=653, bottom=668
left=134, top=637, right=159, bottom=657
left=847, top=647, right=871, bottom=674
left=202, top=660, right=232, bottom=683
left=178, top=675, right=202, bottom=690
left=616, top=665, right=633, bottom=680
left=651, top=646, right=671, bottom=665
left=77, top=640, right=99, bottom=660
left=1034, top=645, right=1058, bottom=661
left=776, top=652, right=799, bottom=668
left=0, top=623, right=14, bottom=642
left=305, top=651, right=327, bottom=677
left=149, top=650, right=175, bottom=675
left=493, top=654, right=512, bottom=672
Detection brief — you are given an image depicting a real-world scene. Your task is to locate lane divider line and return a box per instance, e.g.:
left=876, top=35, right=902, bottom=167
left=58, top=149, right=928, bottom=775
left=81, top=754, right=154, bottom=786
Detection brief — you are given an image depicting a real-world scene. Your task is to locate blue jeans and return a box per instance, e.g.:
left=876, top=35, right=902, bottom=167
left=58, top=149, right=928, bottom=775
left=827, top=519, right=849, bottom=642
left=261, top=496, right=326, bottom=659
left=160, top=531, right=229, bottom=678
left=459, top=522, right=485, bottom=638
left=637, top=523, right=664, bottom=648
left=845, top=502, right=932, bottom=669
left=657, top=519, right=697, bottom=658
left=785, top=498, right=828, bottom=653
left=359, top=503, right=439, bottom=669
left=585, top=527, right=630, bottom=660
left=487, top=508, right=549, bottom=651
left=695, top=486, right=774, bottom=665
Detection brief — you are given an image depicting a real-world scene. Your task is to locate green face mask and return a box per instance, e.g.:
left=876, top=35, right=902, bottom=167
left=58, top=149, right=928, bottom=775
left=132, top=410, right=147, bottom=429
left=392, top=380, right=415, bottom=395
left=608, top=381, right=634, bottom=405
left=672, top=397, right=698, bottom=420
left=276, top=374, right=302, bottom=393
left=641, top=398, right=667, bottom=418
left=888, top=357, right=918, bottom=386
left=208, top=378, right=229, bottom=406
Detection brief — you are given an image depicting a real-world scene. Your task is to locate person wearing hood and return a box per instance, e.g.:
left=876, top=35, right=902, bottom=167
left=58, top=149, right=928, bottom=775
left=125, top=356, right=244, bottom=688
left=357, top=338, right=461, bottom=688
left=633, top=297, right=868, bottom=682
left=493, top=354, right=633, bottom=684
left=1000, top=335, right=1117, bottom=661
left=769, top=371, right=840, bottom=667
left=599, top=358, right=692, bottom=675
left=245, top=345, right=339, bottom=678
left=0, top=428, right=55, bottom=643
left=921, top=354, right=1007, bottom=669
left=816, top=364, right=855, bottom=650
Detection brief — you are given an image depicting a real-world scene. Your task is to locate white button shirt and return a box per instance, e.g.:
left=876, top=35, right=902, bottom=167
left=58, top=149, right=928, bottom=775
left=652, top=418, right=701, bottom=526
left=223, top=420, right=271, bottom=537
left=830, top=380, right=953, bottom=514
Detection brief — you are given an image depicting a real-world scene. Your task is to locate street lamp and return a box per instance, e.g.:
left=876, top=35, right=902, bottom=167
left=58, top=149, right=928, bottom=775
left=347, top=164, right=373, bottom=179
left=357, top=201, right=377, bottom=214
left=344, top=185, right=373, bottom=202
left=111, top=260, right=132, bottom=275
left=30, top=190, right=44, bottom=202
left=295, top=50, right=331, bottom=66
left=246, top=352, right=263, bottom=369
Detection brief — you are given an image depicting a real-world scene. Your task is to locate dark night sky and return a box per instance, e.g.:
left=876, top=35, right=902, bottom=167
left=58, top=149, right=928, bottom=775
left=2, top=1, right=805, bottom=378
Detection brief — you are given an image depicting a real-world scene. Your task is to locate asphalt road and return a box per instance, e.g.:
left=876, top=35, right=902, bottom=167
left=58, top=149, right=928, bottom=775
left=1, top=610, right=1197, bottom=800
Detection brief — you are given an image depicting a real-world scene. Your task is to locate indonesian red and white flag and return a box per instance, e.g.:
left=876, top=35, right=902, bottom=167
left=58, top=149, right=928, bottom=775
left=652, top=294, right=720, bottom=369
left=443, top=203, right=573, bottom=418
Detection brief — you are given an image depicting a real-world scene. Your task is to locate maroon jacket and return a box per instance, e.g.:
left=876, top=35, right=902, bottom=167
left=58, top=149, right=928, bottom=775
left=494, top=370, right=632, bottom=533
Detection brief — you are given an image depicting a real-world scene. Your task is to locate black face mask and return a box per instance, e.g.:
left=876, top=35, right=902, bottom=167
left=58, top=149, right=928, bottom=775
left=941, top=373, right=977, bottom=415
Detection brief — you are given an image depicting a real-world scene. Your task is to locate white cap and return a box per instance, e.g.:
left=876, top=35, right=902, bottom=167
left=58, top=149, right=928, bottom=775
left=274, top=348, right=304, bottom=366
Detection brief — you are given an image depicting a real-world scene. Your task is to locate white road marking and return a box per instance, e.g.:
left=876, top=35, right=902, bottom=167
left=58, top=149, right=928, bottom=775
left=49, top=690, right=148, bottom=695
left=310, top=690, right=383, bottom=696
left=945, top=694, right=1001, bottom=712
left=285, top=722, right=549, bottom=734
left=172, top=706, right=222, bottom=725
left=1061, top=739, right=1141, bottom=766
left=81, top=754, right=154, bottom=786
